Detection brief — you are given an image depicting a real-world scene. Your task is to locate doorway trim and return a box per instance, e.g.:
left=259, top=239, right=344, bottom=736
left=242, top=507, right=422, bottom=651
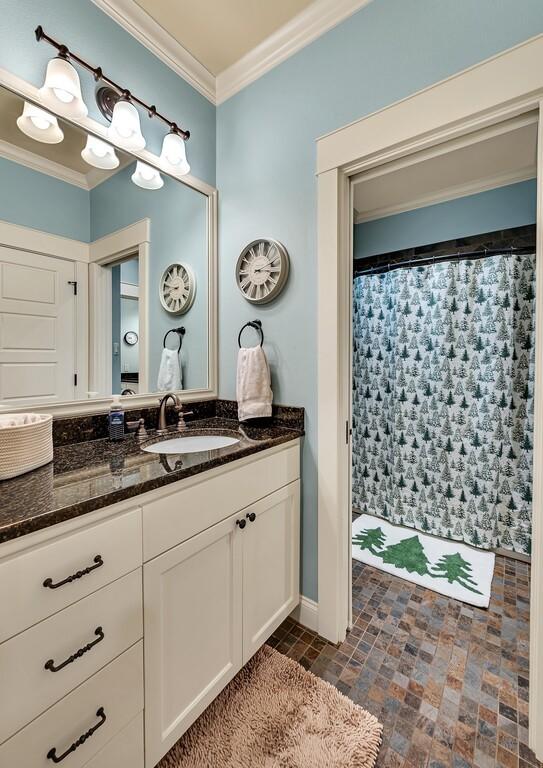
left=89, top=218, right=151, bottom=397
left=316, top=33, right=543, bottom=758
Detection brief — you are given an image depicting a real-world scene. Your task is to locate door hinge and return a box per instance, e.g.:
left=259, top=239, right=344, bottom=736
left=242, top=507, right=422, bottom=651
left=346, top=420, right=352, bottom=444
left=74, top=373, right=78, bottom=386
left=68, top=280, right=78, bottom=295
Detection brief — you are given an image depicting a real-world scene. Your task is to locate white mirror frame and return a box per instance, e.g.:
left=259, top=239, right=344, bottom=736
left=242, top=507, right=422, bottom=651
left=0, top=67, right=218, bottom=416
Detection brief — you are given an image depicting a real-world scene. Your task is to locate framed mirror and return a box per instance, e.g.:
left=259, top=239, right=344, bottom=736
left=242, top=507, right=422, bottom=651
left=0, top=73, right=217, bottom=415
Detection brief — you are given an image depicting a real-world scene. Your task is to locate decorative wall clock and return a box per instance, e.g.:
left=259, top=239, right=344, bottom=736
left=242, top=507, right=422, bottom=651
left=124, top=331, right=138, bottom=345
left=236, top=238, right=290, bottom=304
left=159, top=262, right=196, bottom=315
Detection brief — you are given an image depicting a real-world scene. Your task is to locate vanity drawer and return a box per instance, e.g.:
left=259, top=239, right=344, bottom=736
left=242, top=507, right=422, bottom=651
left=143, top=442, right=300, bottom=560
left=85, top=712, right=144, bottom=768
left=0, top=507, right=142, bottom=642
left=0, top=641, right=143, bottom=768
left=0, top=568, right=142, bottom=744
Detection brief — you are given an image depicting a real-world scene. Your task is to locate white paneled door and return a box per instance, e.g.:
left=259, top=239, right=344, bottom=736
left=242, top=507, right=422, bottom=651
left=0, top=246, right=77, bottom=405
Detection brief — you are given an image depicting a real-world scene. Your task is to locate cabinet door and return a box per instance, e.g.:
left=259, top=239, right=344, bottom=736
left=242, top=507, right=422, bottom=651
left=143, top=512, right=243, bottom=768
left=242, top=480, right=300, bottom=663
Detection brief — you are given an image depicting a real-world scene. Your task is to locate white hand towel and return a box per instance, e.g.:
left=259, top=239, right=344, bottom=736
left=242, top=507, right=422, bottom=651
left=157, top=348, right=183, bottom=392
left=236, top=345, right=273, bottom=422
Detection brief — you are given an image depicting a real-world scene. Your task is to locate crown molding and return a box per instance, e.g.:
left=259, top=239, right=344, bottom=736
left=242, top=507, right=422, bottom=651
left=354, top=167, right=536, bottom=224
left=0, top=138, right=130, bottom=191
left=91, top=0, right=375, bottom=106
left=0, top=138, right=90, bottom=189
left=216, top=0, right=374, bottom=103
left=90, top=0, right=216, bottom=103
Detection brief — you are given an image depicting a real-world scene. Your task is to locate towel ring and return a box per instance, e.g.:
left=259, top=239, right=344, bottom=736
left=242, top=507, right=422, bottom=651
left=238, top=320, right=264, bottom=348
left=163, top=327, right=185, bottom=353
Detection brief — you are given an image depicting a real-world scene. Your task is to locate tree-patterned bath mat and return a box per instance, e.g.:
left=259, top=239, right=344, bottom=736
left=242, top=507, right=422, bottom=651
left=352, top=514, right=495, bottom=607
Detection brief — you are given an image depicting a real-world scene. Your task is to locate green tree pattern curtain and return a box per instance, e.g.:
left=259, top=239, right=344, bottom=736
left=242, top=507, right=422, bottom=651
left=352, top=254, right=535, bottom=555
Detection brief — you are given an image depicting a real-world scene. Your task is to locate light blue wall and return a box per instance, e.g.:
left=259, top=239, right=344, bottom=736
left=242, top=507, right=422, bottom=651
left=91, top=164, right=208, bottom=391
left=217, top=0, right=543, bottom=601
left=0, top=0, right=215, bottom=185
left=0, top=156, right=90, bottom=241
left=121, top=259, right=139, bottom=285
left=354, top=180, right=537, bottom=260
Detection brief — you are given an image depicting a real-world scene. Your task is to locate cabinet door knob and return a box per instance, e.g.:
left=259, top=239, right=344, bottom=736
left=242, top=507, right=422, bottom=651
left=236, top=518, right=246, bottom=529
left=246, top=512, right=256, bottom=522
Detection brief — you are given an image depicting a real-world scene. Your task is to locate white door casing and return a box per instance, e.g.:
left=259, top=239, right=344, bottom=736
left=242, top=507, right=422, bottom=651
left=316, top=32, right=543, bottom=759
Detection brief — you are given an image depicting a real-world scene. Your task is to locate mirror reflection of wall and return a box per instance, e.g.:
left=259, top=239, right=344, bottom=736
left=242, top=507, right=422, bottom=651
left=111, top=256, right=139, bottom=395
left=0, top=85, right=209, bottom=408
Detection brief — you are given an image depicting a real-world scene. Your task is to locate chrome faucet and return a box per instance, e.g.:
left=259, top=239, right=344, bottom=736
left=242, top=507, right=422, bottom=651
left=157, top=392, right=180, bottom=434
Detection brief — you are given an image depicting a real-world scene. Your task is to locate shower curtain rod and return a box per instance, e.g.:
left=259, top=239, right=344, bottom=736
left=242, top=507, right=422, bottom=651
left=354, top=245, right=535, bottom=277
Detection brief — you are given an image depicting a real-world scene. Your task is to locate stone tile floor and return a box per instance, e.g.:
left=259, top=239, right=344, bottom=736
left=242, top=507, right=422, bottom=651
left=269, top=554, right=540, bottom=768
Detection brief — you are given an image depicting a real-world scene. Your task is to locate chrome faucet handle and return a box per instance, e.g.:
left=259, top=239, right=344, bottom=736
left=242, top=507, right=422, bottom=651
left=126, top=418, right=148, bottom=442
left=174, top=404, right=194, bottom=432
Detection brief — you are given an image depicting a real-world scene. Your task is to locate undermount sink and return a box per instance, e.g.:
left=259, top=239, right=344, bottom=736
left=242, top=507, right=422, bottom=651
left=143, top=435, right=240, bottom=455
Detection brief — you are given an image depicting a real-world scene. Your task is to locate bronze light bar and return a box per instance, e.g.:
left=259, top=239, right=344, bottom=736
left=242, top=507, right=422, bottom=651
left=34, top=25, right=190, bottom=141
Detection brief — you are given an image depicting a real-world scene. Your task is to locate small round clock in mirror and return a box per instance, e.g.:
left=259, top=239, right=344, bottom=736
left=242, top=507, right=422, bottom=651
left=236, top=238, right=290, bottom=304
left=159, top=262, right=196, bottom=315
left=124, top=331, right=138, bottom=345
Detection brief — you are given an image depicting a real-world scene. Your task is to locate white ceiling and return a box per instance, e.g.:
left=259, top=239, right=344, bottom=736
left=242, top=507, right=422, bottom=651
left=133, top=0, right=316, bottom=75
left=353, top=115, right=538, bottom=222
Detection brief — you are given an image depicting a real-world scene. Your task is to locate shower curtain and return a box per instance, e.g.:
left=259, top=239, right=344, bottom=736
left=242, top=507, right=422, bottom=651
left=352, top=254, right=535, bottom=555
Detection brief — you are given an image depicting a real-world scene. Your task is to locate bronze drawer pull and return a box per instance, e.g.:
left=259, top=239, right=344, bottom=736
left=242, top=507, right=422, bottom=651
left=44, top=627, right=105, bottom=672
left=43, top=555, right=104, bottom=589
left=47, top=707, right=106, bottom=763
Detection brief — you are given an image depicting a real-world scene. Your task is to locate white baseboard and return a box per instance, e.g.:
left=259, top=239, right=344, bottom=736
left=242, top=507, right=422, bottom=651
left=290, top=596, right=319, bottom=633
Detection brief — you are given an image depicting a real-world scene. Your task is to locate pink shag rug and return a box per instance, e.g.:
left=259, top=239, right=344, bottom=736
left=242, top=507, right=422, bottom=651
left=158, top=644, right=382, bottom=768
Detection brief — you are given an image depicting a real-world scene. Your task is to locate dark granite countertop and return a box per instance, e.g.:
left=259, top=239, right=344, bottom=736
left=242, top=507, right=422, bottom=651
left=0, top=416, right=303, bottom=544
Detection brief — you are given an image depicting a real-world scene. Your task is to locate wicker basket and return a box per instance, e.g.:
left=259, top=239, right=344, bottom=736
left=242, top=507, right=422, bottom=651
left=0, top=414, right=53, bottom=481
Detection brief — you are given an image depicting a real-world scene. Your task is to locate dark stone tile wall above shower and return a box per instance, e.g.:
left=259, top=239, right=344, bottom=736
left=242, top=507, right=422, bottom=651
left=354, top=224, right=536, bottom=276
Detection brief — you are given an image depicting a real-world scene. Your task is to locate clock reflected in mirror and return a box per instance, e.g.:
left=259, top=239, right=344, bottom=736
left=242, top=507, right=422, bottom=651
left=236, top=238, right=290, bottom=304
left=160, top=262, right=196, bottom=315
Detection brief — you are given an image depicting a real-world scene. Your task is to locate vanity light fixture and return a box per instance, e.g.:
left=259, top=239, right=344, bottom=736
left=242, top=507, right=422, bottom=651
left=160, top=128, right=190, bottom=175
left=132, top=160, right=164, bottom=190
left=34, top=26, right=191, bottom=173
left=39, top=55, right=88, bottom=118
left=16, top=101, right=64, bottom=143
left=81, top=134, right=119, bottom=169
left=108, top=95, right=146, bottom=151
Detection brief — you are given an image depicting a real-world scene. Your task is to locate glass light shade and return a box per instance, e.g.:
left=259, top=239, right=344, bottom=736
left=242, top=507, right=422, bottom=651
left=108, top=99, right=145, bottom=150
left=131, top=161, right=163, bottom=190
left=16, top=102, right=64, bottom=144
left=39, top=57, right=88, bottom=118
left=81, top=135, right=119, bottom=170
left=160, top=131, right=190, bottom=175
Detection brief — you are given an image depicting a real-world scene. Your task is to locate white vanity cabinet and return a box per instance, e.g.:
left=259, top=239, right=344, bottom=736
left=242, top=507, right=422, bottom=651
left=242, top=481, right=300, bottom=663
left=142, top=443, right=301, bottom=767
left=0, top=507, right=144, bottom=766
left=143, top=511, right=244, bottom=765
left=0, top=439, right=301, bottom=768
